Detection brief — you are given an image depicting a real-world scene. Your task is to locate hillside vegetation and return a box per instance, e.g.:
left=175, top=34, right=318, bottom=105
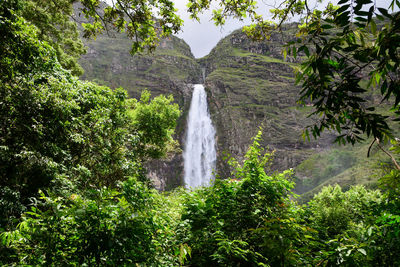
left=77, top=24, right=201, bottom=189
left=200, top=28, right=398, bottom=197
left=77, top=20, right=398, bottom=197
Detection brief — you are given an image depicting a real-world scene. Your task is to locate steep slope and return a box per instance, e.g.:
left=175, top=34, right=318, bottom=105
left=200, top=27, right=336, bottom=178
left=77, top=18, right=392, bottom=197
left=80, top=34, right=200, bottom=101
left=200, top=27, right=395, bottom=198
left=78, top=30, right=201, bottom=189
left=294, top=142, right=386, bottom=202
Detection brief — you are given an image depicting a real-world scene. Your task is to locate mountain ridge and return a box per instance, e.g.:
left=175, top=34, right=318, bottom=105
left=77, top=22, right=388, bottom=197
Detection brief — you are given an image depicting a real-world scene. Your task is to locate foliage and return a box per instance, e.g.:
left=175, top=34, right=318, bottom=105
left=379, top=139, right=400, bottom=195
left=78, top=0, right=182, bottom=54
left=308, top=185, right=382, bottom=238
left=151, top=188, right=192, bottom=266
left=6, top=0, right=185, bottom=74
left=2, top=0, right=400, bottom=266
left=1, top=178, right=157, bottom=265
left=291, top=0, right=400, bottom=144
left=0, top=0, right=59, bottom=83
left=19, top=0, right=86, bottom=75
left=374, top=212, right=400, bottom=265
left=130, top=90, right=180, bottom=160
left=0, top=187, right=26, bottom=230
left=1, top=120, right=400, bottom=266
left=0, top=178, right=197, bottom=266
left=0, top=0, right=180, bottom=227
left=0, top=2, right=182, bottom=263
left=180, top=131, right=304, bottom=266
left=303, top=183, right=399, bottom=266
left=372, top=141, right=400, bottom=266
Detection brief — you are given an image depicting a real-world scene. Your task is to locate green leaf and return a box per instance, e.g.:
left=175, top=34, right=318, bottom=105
left=321, top=24, right=334, bottom=29
left=303, top=46, right=310, bottom=57
left=368, top=227, right=373, bottom=236
left=378, top=8, right=392, bottom=18
left=358, top=248, right=367, bottom=256
left=336, top=4, right=350, bottom=14
left=370, top=19, right=377, bottom=35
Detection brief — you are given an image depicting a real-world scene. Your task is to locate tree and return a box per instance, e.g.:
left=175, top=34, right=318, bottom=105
left=180, top=131, right=301, bottom=266
left=0, top=0, right=180, bottom=228
left=13, top=0, right=86, bottom=75
left=11, top=0, right=184, bottom=75
left=77, top=0, right=183, bottom=54
left=291, top=0, right=400, bottom=145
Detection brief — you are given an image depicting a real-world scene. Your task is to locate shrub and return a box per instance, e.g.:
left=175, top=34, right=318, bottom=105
left=180, top=131, right=300, bottom=266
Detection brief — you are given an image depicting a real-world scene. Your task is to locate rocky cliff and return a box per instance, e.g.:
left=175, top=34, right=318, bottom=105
left=78, top=22, right=388, bottom=197
left=79, top=29, right=202, bottom=189
left=199, top=28, right=393, bottom=196
left=199, top=28, right=335, bottom=178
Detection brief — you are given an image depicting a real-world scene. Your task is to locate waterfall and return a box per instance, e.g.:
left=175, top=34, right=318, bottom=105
left=183, top=84, right=216, bottom=188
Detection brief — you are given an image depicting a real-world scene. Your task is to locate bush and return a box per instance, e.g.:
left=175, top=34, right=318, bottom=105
left=180, top=131, right=300, bottom=266
left=1, top=178, right=161, bottom=265
left=308, top=185, right=382, bottom=238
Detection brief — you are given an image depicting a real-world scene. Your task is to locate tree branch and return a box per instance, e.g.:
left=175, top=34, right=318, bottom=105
left=376, top=138, right=400, bottom=170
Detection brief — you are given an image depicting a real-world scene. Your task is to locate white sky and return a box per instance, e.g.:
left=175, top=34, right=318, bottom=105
left=173, top=0, right=259, bottom=58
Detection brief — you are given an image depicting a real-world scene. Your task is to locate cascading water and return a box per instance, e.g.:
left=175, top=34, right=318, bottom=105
left=183, top=84, right=216, bottom=188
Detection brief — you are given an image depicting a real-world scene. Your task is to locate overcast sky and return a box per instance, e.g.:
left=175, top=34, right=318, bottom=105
left=173, top=0, right=280, bottom=58
left=173, top=0, right=253, bottom=58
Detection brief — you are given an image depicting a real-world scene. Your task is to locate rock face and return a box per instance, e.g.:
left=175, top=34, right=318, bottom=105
left=77, top=24, right=337, bottom=189
left=78, top=23, right=384, bottom=195
left=198, top=28, right=388, bottom=197
left=199, top=28, right=335, bottom=178
left=74, top=1, right=205, bottom=189
left=79, top=29, right=202, bottom=189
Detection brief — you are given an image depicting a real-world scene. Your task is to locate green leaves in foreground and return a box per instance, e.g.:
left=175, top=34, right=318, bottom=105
left=79, top=0, right=183, bottom=54
left=1, top=130, right=400, bottom=266
left=0, top=180, right=157, bottom=266
left=180, top=130, right=301, bottom=266
left=0, top=1, right=180, bottom=228
left=288, top=1, right=400, bottom=144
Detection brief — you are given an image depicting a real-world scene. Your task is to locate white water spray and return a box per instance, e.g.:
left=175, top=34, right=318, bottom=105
left=183, top=84, right=216, bottom=188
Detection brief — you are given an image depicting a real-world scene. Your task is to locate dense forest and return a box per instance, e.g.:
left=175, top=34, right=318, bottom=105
left=1, top=0, right=400, bottom=266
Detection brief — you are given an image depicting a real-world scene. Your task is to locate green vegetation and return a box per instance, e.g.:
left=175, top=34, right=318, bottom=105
left=77, top=0, right=182, bottom=55
left=2, top=126, right=400, bottom=265
left=1, top=0, right=400, bottom=265
left=202, top=33, right=333, bottom=179
left=193, top=0, right=400, bottom=196
left=19, top=0, right=86, bottom=75
left=294, top=142, right=389, bottom=200
left=0, top=1, right=180, bottom=262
